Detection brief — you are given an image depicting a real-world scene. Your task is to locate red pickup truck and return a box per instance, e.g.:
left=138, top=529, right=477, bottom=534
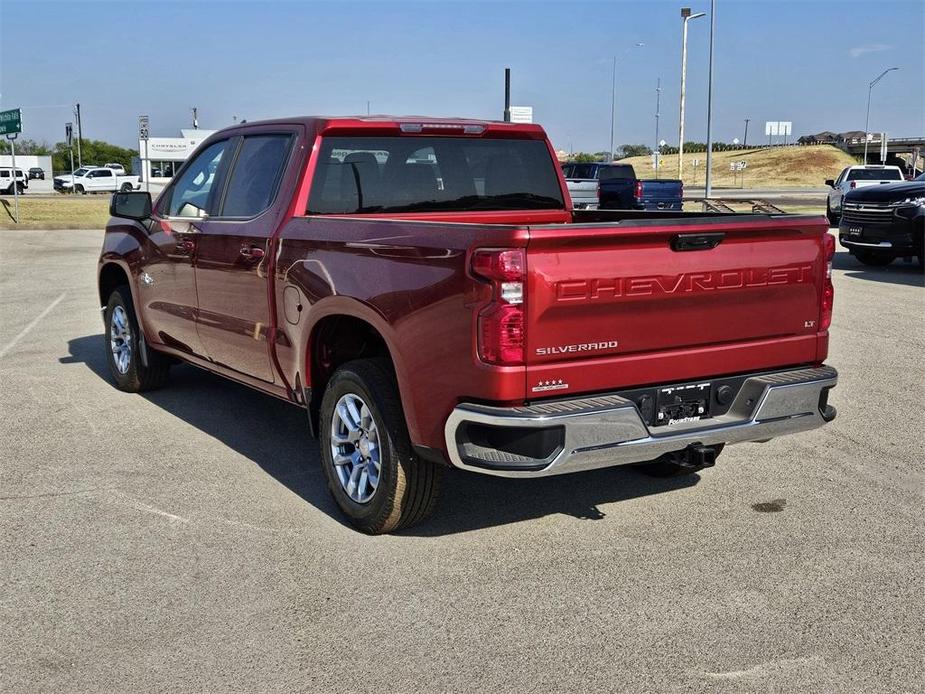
left=99, top=116, right=837, bottom=533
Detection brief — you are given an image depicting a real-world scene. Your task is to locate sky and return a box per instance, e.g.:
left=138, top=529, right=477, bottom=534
left=1, top=0, right=922, bottom=153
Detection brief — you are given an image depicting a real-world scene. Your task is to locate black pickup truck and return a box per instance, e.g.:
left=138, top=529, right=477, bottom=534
left=839, top=172, right=924, bottom=268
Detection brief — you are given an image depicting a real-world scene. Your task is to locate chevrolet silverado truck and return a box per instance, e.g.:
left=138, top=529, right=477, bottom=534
left=99, top=116, right=838, bottom=533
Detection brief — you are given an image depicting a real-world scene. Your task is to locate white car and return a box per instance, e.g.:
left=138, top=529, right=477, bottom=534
left=825, top=165, right=904, bottom=225
left=0, top=167, right=28, bottom=194
left=54, top=166, right=140, bottom=194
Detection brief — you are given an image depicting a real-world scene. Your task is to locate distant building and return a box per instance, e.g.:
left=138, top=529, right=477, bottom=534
left=797, top=131, right=837, bottom=145
left=135, top=128, right=216, bottom=184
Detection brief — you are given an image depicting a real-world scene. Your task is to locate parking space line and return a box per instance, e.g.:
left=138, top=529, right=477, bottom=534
left=0, top=291, right=67, bottom=358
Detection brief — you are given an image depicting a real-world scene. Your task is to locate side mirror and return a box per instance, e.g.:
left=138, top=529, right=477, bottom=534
left=110, top=192, right=152, bottom=221
left=824, top=179, right=835, bottom=188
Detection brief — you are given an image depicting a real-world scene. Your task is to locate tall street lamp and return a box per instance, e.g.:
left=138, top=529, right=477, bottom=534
left=704, top=0, right=717, bottom=197
left=864, top=67, right=899, bottom=162
left=678, top=8, right=705, bottom=179
left=610, top=42, right=645, bottom=161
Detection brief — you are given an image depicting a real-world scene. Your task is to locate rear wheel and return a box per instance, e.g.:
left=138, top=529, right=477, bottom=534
left=119, top=183, right=133, bottom=193
left=104, top=285, right=170, bottom=392
left=854, top=249, right=894, bottom=267
left=319, top=359, right=442, bottom=534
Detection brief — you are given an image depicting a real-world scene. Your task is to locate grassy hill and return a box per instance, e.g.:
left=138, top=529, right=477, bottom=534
left=619, top=144, right=858, bottom=188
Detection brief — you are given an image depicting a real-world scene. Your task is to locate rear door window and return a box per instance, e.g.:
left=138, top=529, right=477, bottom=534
left=220, top=134, right=293, bottom=217
left=307, top=136, right=564, bottom=214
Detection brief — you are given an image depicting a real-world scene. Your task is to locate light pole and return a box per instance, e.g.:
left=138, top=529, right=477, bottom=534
left=654, top=78, right=662, bottom=178
left=704, top=0, right=717, bottom=198
left=678, top=8, right=705, bottom=180
left=743, top=118, right=750, bottom=147
left=610, top=42, right=644, bottom=161
left=864, top=67, right=899, bottom=162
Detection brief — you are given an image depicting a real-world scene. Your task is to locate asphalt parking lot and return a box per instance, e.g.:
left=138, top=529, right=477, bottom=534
left=1, top=228, right=923, bottom=692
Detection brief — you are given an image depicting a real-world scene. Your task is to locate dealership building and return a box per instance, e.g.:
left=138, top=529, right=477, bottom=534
left=135, top=128, right=216, bottom=184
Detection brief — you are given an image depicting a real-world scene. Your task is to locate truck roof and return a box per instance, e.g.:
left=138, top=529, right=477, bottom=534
left=203, top=115, right=549, bottom=140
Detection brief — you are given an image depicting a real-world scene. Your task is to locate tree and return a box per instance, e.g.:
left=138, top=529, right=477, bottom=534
left=572, top=152, right=599, bottom=163
left=51, top=139, right=138, bottom=173
left=0, top=138, right=53, bottom=155
left=617, top=144, right=653, bottom=158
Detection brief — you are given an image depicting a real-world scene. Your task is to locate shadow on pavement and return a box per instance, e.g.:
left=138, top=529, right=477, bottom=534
left=62, top=334, right=699, bottom=536
left=833, top=250, right=924, bottom=287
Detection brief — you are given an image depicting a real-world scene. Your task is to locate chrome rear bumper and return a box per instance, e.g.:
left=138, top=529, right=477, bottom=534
left=444, top=366, right=837, bottom=478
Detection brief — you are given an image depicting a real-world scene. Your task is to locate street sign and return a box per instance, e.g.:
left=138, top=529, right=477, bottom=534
left=138, top=114, right=150, bottom=140
left=765, top=121, right=779, bottom=136
left=779, top=121, right=792, bottom=136
left=733, top=137, right=740, bottom=145
left=65, top=122, right=73, bottom=148
left=0, top=108, right=22, bottom=136
left=509, top=106, right=533, bottom=124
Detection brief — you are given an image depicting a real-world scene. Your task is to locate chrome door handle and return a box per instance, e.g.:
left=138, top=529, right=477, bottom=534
left=240, top=245, right=265, bottom=259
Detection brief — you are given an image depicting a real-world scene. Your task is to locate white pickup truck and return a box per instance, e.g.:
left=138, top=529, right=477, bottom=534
left=54, top=166, right=140, bottom=194
left=825, top=164, right=904, bottom=225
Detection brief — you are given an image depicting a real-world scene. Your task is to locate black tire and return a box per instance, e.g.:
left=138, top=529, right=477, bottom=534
left=634, top=444, right=725, bottom=478
left=825, top=200, right=839, bottom=228
left=76, top=184, right=86, bottom=195
left=120, top=183, right=133, bottom=193
left=103, top=285, right=170, bottom=392
left=319, top=359, right=442, bottom=534
left=854, top=249, right=894, bottom=267
left=16, top=183, right=25, bottom=194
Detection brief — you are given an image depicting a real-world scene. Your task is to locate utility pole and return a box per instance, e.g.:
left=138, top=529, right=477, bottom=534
left=704, top=0, right=717, bottom=198
left=74, top=102, right=83, bottom=167
left=743, top=118, right=750, bottom=147
left=864, top=67, right=899, bottom=162
left=503, top=68, right=511, bottom=122
left=654, top=78, right=662, bottom=178
left=678, top=8, right=705, bottom=180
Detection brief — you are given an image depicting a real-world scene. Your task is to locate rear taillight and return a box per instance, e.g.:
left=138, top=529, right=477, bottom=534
left=634, top=180, right=643, bottom=199
left=821, top=233, right=835, bottom=331
left=472, top=249, right=525, bottom=365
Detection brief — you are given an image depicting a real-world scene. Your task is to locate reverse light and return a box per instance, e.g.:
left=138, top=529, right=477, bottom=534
left=821, top=233, right=835, bottom=331
left=472, top=249, right=526, bottom=365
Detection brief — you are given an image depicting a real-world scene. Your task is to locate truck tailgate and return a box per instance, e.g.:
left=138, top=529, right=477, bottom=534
left=524, top=216, right=828, bottom=397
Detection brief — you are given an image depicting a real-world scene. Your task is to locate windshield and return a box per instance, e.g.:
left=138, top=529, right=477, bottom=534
left=307, top=136, right=564, bottom=214
left=847, top=168, right=903, bottom=181
left=73, top=168, right=90, bottom=176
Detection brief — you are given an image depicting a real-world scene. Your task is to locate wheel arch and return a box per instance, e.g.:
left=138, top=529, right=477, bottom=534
left=300, top=301, right=416, bottom=441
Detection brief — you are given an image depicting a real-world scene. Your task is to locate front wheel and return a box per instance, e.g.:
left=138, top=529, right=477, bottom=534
left=854, top=250, right=894, bottom=267
left=119, top=183, right=134, bottom=193
left=319, top=359, right=442, bottom=534
left=104, top=285, right=170, bottom=392
left=75, top=185, right=86, bottom=195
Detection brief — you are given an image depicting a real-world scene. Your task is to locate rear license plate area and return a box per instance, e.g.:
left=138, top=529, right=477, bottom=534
left=655, top=382, right=711, bottom=426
